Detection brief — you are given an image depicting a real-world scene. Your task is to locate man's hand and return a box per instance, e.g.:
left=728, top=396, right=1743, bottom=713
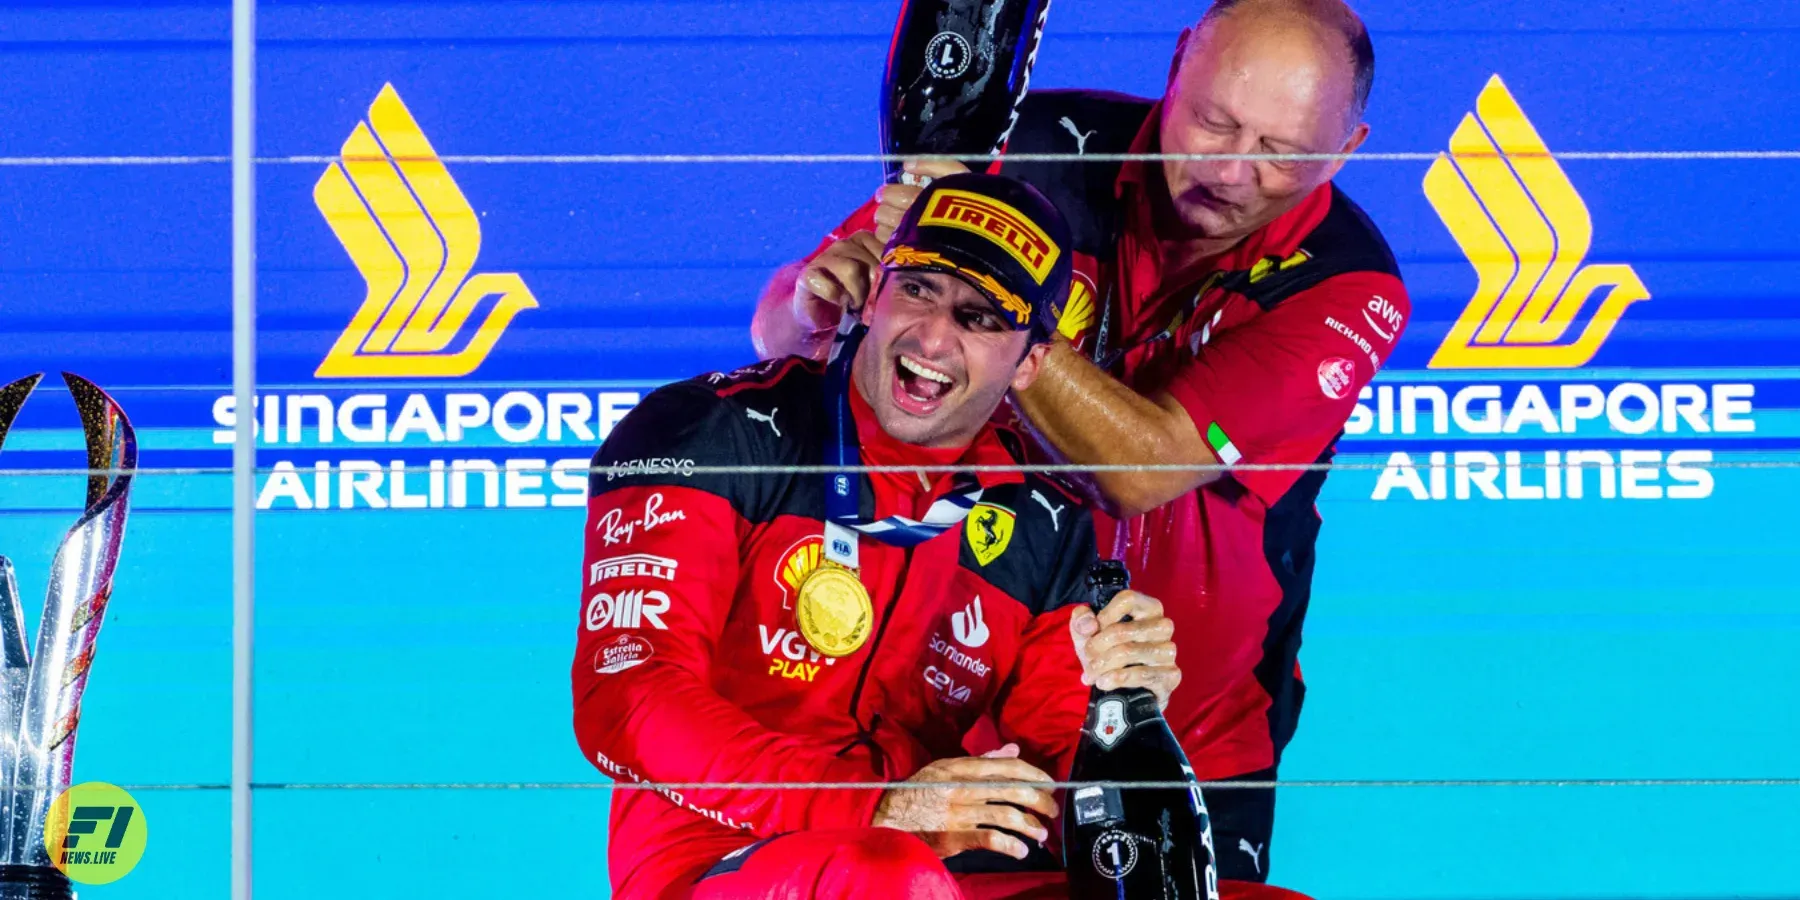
left=870, top=743, right=1059, bottom=860
left=1070, top=589, right=1182, bottom=710
left=751, top=157, right=974, bottom=361
left=797, top=230, right=884, bottom=319
left=769, top=231, right=885, bottom=360
left=872, top=159, right=973, bottom=242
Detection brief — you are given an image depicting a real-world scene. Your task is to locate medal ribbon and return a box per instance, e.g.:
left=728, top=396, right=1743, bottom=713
left=822, top=320, right=984, bottom=570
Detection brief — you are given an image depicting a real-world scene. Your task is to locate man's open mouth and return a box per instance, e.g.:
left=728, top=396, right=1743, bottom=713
left=893, top=354, right=956, bottom=415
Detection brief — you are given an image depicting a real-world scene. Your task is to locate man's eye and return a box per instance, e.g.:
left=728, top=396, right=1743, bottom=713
left=902, top=281, right=926, bottom=297
left=1260, top=142, right=1310, bottom=171
left=957, top=309, right=1003, bottom=331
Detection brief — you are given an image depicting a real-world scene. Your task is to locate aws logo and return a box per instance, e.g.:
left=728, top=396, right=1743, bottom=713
left=1423, top=75, right=1650, bottom=369
left=313, top=84, right=537, bottom=378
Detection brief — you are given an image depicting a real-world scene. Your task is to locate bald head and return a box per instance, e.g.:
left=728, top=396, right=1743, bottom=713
left=1191, top=0, right=1374, bottom=125
left=1151, top=0, right=1375, bottom=248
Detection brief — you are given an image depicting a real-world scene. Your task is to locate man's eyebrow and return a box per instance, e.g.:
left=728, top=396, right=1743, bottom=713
left=1191, top=99, right=1237, bottom=125
left=895, top=271, right=942, bottom=296
left=952, top=295, right=1004, bottom=323
left=1261, top=134, right=1315, bottom=155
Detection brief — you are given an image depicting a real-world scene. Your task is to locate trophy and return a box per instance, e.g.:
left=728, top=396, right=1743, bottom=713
left=878, top=0, right=1054, bottom=182
left=0, top=373, right=137, bottom=899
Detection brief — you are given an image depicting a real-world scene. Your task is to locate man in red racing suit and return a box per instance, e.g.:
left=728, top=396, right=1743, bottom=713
left=571, top=174, right=1193, bottom=899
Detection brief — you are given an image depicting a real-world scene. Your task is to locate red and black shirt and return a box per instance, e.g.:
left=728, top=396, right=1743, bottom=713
left=572, top=356, right=1098, bottom=897
left=817, top=89, right=1412, bottom=780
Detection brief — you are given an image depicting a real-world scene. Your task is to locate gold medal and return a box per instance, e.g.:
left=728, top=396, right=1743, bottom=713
left=795, top=564, right=874, bottom=657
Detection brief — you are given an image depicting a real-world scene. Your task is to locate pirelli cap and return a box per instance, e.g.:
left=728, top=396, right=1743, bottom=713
left=881, top=172, right=1073, bottom=341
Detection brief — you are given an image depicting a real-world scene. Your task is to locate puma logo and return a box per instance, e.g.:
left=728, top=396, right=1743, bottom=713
left=1237, top=839, right=1263, bottom=875
left=745, top=407, right=781, bottom=438
left=1059, top=117, right=1097, bottom=155
left=1029, top=489, right=1065, bottom=531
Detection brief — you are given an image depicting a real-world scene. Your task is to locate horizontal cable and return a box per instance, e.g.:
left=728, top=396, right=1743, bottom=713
left=4, top=458, right=1800, bottom=479
left=3, top=150, right=1800, bottom=168
left=105, top=777, right=1800, bottom=792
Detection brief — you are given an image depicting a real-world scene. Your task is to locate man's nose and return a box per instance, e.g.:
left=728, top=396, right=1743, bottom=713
left=1203, top=132, right=1258, bottom=187
left=913, top=306, right=960, bottom=358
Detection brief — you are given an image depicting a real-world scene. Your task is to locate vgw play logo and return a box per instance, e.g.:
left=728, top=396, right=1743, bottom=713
left=1423, top=75, right=1650, bottom=369
left=313, top=84, right=537, bottom=378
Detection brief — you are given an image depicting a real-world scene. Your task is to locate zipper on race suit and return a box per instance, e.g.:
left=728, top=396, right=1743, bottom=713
left=835, top=547, right=915, bottom=777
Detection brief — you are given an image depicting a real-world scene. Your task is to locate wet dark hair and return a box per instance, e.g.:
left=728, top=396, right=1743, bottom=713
left=1198, top=0, right=1375, bottom=121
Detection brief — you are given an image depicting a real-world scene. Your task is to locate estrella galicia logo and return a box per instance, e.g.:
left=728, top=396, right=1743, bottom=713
left=1423, top=75, right=1651, bottom=369
left=313, top=84, right=538, bottom=378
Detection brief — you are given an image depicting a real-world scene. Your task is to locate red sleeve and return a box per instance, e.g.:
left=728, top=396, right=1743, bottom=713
left=991, top=607, right=1087, bottom=779
left=988, top=501, right=1098, bottom=780
left=571, top=390, right=885, bottom=837
left=1161, top=272, right=1411, bottom=505
left=802, top=198, right=881, bottom=262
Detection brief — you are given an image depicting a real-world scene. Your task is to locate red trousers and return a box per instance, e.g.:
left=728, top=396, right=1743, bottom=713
left=674, top=828, right=1309, bottom=900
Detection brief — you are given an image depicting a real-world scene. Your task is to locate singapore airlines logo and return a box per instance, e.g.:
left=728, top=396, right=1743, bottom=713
left=312, top=84, right=537, bottom=378
left=1423, top=75, right=1650, bottom=369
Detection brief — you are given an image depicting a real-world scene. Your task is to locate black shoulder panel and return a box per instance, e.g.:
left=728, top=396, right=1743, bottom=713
left=589, top=360, right=829, bottom=525
left=1218, top=184, right=1404, bottom=311
left=998, top=89, right=1155, bottom=260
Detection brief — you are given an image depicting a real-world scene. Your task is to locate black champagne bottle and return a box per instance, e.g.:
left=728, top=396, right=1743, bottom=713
left=1064, top=561, right=1220, bottom=900
left=877, top=0, right=1053, bottom=182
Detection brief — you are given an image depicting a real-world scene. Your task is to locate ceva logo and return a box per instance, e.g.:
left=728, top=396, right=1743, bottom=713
left=312, top=84, right=537, bottom=378
left=1423, top=75, right=1650, bottom=369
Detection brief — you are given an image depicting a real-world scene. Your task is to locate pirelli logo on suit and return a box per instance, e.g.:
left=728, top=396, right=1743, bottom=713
left=920, top=189, right=1062, bottom=284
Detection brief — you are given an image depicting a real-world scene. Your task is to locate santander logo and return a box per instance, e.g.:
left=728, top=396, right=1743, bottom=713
left=952, top=596, right=990, bottom=649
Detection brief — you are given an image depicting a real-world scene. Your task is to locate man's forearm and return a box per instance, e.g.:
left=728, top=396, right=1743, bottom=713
left=1015, top=340, right=1220, bottom=516
left=750, top=261, right=803, bottom=361
left=750, top=261, right=826, bottom=361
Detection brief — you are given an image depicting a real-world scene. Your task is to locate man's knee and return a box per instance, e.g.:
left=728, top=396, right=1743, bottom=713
left=692, top=829, right=959, bottom=899
left=823, top=828, right=957, bottom=891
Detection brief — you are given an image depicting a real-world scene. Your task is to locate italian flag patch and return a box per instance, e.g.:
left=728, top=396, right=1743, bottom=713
left=1206, top=422, right=1242, bottom=465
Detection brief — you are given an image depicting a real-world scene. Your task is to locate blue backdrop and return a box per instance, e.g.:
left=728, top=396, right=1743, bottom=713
left=1, top=1, right=1797, bottom=897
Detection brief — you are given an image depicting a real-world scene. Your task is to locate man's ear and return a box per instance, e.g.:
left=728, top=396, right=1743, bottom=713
left=1010, top=340, right=1054, bottom=393
left=1321, top=121, right=1371, bottom=184
left=1167, top=26, right=1193, bottom=87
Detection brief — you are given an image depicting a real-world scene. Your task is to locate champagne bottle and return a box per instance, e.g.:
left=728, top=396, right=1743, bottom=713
left=878, top=0, right=1053, bottom=182
left=1064, top=561, right=1220, bottom=900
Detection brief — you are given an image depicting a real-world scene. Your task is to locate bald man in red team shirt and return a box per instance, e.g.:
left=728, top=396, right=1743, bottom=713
left=753, top=0, right=1411, bottom=881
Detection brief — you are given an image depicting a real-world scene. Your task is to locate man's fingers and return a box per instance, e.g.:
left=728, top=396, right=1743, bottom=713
left=971, top=785, right=1059, bottom=822
left=943, top=783, right=1057, bottom=822
left=954, top=802, right=1050, bottom=844
left=1070, top=607, right=1100, bottom=640
left=848, top=231, right=888, bottom=258
left=1097, top=589, right=1165, bottom=628
left=877, top=183, right=924, bottom=212
left=980, top=742, right=1022, bottom=760
left=1086, top=639, right=1177, bottom=677
left=938, top=828, right=1030, bottom=861
left=800, top=265, right=843, bottom=303
left=815, top=256, right=874, bottom=310
left=1093, top=662, right=1180, bottom=691
left=934, top=756, right=1056, bottom=784
left=1083, top=614, right=1175, bottom=659
left=904, top=158, right=974, bottom=179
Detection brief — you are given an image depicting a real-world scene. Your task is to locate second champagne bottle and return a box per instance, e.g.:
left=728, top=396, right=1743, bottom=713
left=1063, top=560, right=1220, bottom=900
